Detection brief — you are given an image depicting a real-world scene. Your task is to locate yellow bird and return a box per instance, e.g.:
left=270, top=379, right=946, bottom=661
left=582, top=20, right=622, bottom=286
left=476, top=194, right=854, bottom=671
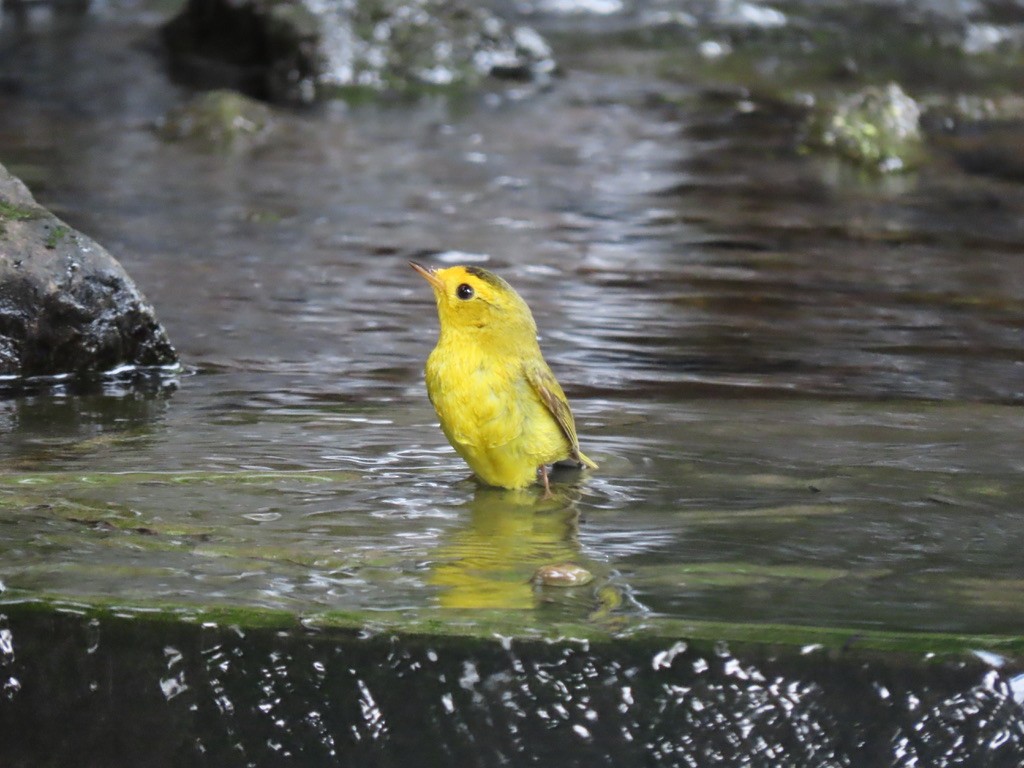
left=410, top=262, right=598, bottom=492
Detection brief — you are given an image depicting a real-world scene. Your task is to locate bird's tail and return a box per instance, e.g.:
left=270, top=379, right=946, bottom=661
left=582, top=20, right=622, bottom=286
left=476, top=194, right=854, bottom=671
left=575, top=449, right=599, bottom=470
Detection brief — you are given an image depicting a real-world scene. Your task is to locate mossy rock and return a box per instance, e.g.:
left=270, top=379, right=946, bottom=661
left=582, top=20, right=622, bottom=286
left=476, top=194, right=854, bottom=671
left=157, top=89, right=274, bottom=151
left=805, top=83, right=926, bottom=172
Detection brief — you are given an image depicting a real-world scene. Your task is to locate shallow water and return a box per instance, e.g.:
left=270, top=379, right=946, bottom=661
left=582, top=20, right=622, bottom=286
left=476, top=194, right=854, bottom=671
left=2, top=1, right=1024, bottom=763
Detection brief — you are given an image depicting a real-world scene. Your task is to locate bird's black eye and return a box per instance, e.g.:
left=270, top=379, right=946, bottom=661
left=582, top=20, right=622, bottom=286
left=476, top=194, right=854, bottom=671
left=456, top=283, right=474, bottom=300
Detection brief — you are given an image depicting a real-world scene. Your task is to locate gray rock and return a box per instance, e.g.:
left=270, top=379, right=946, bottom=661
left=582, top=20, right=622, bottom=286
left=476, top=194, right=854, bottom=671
left=161, top=0, right=557, bottom=104
left=0, top=163, right=177, bottom=379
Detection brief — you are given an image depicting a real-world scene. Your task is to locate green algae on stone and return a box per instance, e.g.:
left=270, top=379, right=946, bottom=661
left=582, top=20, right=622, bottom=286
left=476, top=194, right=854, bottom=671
left=0, top=198, right=42, bottom=224
left=0, top=197, right=43, bottom=237
left=43, top=224, right=70, bottom=250
left=805, top=83, right=926, bottom=172
left=4, top=592, right=1024, bottom=658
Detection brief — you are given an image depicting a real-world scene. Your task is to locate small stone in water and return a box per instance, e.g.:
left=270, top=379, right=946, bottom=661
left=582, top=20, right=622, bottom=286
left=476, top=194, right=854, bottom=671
left=531, top=563, right=594, bottom=587
left=807, top=82, right=924, bottom=173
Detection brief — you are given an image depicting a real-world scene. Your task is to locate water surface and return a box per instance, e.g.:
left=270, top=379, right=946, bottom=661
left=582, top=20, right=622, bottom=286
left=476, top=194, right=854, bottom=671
left=1, top=0, right=1024, bottom=639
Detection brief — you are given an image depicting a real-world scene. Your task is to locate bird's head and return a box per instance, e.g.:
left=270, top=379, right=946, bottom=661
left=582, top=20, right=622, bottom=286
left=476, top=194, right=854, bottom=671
left=410, top=262, right=537, bottom=341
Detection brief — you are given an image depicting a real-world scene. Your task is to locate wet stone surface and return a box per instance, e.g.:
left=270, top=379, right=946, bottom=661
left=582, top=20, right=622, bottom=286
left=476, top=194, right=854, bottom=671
left=0, top=163, right=177, bottom=378
left=1, top=606, right=1023, bottom=768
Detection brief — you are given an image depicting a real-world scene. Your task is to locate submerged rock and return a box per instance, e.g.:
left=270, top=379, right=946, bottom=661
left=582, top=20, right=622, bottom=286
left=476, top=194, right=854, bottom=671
left=0, top=163, right=177, bottom=379
left=532, top=563, right=595, bottom=587
left=806, top=83, right=925, bottom=173
left=162, top=0, right=557, bottom=104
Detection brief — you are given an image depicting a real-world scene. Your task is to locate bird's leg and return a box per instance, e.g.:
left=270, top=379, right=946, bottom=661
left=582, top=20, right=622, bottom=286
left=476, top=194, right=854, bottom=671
left=539, top=464, right=552, bottom=498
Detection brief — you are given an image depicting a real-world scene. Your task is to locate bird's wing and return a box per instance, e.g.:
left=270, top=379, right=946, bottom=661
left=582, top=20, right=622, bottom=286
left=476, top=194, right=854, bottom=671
left=524, top=361, right=597, bottom=468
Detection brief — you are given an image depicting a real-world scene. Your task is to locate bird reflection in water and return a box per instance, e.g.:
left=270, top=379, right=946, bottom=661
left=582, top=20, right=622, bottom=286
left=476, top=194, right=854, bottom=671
left=429, top=484, right=596, bottom=611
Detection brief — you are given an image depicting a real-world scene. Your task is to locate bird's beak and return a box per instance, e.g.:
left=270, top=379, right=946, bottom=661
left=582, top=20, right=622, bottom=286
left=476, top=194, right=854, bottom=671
left=410, top=261, right=444, bottom=291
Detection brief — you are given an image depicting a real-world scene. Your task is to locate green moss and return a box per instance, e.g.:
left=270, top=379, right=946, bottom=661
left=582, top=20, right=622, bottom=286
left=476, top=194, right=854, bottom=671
left=805, top=83, right=926, bottom=172
left=44, top=224, right=70, bottom=250
left=3, top=590, right=1022, bottom=660
left=157, top=90, right=273, bottom=151
left=0, top=198, right=39, bottom=221
left=0, top=198, right=42, bottom=233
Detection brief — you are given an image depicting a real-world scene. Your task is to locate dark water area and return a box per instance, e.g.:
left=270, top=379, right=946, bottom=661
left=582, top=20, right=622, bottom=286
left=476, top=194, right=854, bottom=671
left=2, top=0, right=1024, bottom=764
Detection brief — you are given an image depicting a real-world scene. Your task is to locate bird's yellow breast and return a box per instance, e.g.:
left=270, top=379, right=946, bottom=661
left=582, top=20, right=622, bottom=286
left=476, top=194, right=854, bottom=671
left=426, top=338, right=570, bottom=489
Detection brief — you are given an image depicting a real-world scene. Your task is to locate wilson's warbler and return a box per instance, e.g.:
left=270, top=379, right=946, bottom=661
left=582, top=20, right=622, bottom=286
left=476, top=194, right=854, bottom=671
left=410, top=262, right=598, bottom=492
